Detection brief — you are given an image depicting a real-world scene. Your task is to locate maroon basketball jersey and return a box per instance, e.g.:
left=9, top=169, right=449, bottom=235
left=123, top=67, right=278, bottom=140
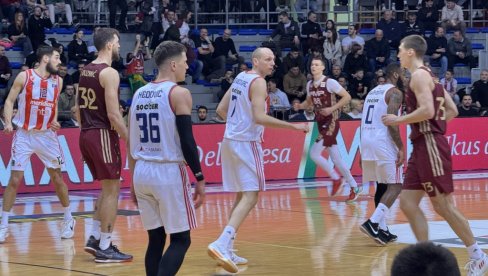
left=405, top=67, right=447, bottom=141
left=308, top=77, right=340, bottom=124
left=78, top=63, right=114, bottom=130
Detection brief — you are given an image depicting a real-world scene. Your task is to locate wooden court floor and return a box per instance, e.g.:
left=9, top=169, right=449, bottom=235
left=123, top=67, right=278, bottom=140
left=1, top=175, right=487, bottom=276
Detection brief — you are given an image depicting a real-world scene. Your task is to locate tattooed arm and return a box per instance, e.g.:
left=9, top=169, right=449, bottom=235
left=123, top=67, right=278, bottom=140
left=385, top=88, right=405, bottom=167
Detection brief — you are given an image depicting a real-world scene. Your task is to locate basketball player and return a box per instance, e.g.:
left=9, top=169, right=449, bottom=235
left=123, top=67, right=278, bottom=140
left=207, top=47, right=309, bottom=273
left=128, top=41, right=205, bottom=276
left=76, top=28, right=132, bottom=263
left=382, top=35, right=488, bottom=275
left=294, top=57, right=361, bottom=202
left=1, top=46, right=75, bottom=243
left=359, top=63, right=405, bottom=245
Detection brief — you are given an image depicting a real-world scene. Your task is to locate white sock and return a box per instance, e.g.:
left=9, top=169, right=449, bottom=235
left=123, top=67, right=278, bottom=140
left=228, top=233, right=236, bottom=250
left=370, top=203, right=389, bottom=224
left=99, top=232, right=112, bottom=250
left=379, top=216, right=388, bottom=231
left=468, top=243, right=483, bottom=260
left=91, top=220, right=101, bottom=240
left=63, top=207, right=73, bottom=221
left=310, top=141, right=339, bottom=180
left=216, top=225, right=235, bottom=247
left=329, top=145, right=358, bottom=187
left=1, top=212, right=9, bottom=227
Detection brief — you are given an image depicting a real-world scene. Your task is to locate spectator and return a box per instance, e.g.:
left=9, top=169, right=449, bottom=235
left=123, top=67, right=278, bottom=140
left=177, top=10, right=192, bottom=43
left=61, top=106, right=79, bottom=128
left=196, top=105, right=208, bottom=123
left=403, top=12, right=424, bottom=38
left=71, top=61, right=86, bottom=87
left=305, top=46, right=327, bottom=76
left=341, top=24, right=365, bottom=58
left=7, top=11, right=34, bottom=58
left=417, top=0, right=440, bottom=32
left=447, top=30, right=475, bottom=71
left=58, top=84, right=76, bottom=120
left=340, top=103, right=353, bottom=120
left=337, top=75, right=349, bottom=90
left=323, top=19, right=338, bottom=34
left=287, top=98, right=304, bottom=120
left=427, top=26, right=448, bottom=79
left=270, top=11, right=300, bottom=57
left=348, top=69, right=368, bottom=100
left=282, top=46, right=304, bottom=74
left=126, top=34, right=151, bottom=94
left=365, top=29, right=390, bottom=73
left=440, top=70, right=459, bottom=104
left=347, top=99, right=363, bottom=119
left=57, top=63, right=73, bottom=91
left=239, top=63, right=249, bottom=73
left=441, top=0, right=465, bottom=34
left=376, top=75, right=386, bottom=85
left=377, top=10, right=403, bottom=50
left=391, top=242, right=461, bottom=276
left=323, top=29, right=342, bottom=73
left=161, top=10, right=180, bottom=42
left=195, top=28, right=225, bottom=81
left=268, top=78, right=290, bottom=109
left=212, top=29, right=244, bottom=68
left=0, top=45, right=11, bottom=87
left=457, top=94, right=479, bottom=117
left=218, top=70, right=233, bottom=101
left=27, top=6, right=52, bottom=52
left=330, top=64, right=348, bottom=81
left=46, top=0, right=74, bottom=27
left=107, top=0, right=128, bottom=31
left=289, top=105, right=315, bottom=121
left=283, top=65, right=307, bottom=102
left=471, top=69, right=488, bottom=112
left=300, top=11, right=322, bottom=55
left=294, top=0, right=318, bottom=21
left=343, top=43, right=369, bottom=78
left=1, top=0, right=28, bottom=23
left=67, top=28, right=89, bottom=66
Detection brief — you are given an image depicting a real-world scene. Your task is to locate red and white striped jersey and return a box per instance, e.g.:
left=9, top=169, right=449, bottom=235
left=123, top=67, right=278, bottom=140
left=12, top=69, right=61, bottom=131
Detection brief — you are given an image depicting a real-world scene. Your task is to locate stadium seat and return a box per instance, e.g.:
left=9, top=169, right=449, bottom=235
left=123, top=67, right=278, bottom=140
left=53, top=28, right=73, bottom=34
left=239, top=45, right=257, bottom=52
left=44, top=28, right=55, bottom=34
left=195, top=79, right=220, bottom=87
left=238, top=29, right=259, bottom=36
left=456, top=77, right=471, bottom=84
left=10, top=62, right=22, bottom=69
left=0, top=83, right=6, bottom=89
left=480, top=28, right=488, bottom=33
left=120, top=82, right=130, bottom=88
left=338, top=29, right=348, bottom=35
left=454, top=63, right=468, bottom=67
left=472, top=43, right=485, bottom=50
left=359, top=28, right=376, bottom=35
left=466, top=28, right=480, bottom=34
left=7, top=46, right=22, bottom=51
left=258, top=29, right=273, bottom=36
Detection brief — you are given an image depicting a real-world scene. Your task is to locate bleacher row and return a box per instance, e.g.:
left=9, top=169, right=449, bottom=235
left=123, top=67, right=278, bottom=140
left=1, top=27, right=487, bottom=120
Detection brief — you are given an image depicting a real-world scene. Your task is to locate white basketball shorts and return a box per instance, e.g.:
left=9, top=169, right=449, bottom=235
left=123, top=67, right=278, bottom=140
left=221, top=138, right=265, bottom=192
left=362, top=160, right=404, bottom=184
left=10, top=128, right=64, bottom=171
left=133, top=160, right=197, bottom=234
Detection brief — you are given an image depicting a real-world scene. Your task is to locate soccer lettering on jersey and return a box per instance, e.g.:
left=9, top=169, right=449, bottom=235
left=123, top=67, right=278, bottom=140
left=12, top=69, right=60, bottom=131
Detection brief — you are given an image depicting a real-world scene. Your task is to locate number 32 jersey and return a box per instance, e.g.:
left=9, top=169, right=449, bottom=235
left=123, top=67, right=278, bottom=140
left=78, top=63, right=113, bottom=130
left=129, top=80, right=184, bottom=163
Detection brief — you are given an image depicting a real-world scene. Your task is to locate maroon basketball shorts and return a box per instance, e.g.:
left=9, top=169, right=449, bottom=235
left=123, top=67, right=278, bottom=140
left=80, top=128, right=121, bottom=181
left=317, top=118, right=340, bottom=147
left=404, top=133, right=454, bottom=197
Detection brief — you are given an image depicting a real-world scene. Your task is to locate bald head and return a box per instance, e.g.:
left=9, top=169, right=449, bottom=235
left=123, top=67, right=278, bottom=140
left=375, top=29, right=384, bottom=40
left=252, top=47, right=274, bottom=60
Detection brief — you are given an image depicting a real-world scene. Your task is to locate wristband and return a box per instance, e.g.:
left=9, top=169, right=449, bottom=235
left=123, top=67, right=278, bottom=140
left=195, top=172, right=204, bottom=182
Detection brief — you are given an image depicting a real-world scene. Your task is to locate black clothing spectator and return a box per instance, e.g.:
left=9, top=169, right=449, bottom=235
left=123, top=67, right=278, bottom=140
left=417, top=0, right=440, bottom=32
left=27, top=7, right=52, bottom=52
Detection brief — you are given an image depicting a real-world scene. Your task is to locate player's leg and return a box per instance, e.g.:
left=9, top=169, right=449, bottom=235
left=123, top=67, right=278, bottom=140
left=146, top=226, right=166, bottom=276
left=158, top=230, right=191, bottom=276
left=226, top=192, right=248, bottom=265
left=328, top=145, right=361, bottom=202
left=399, top=190, right=427, bottom=241
left=98, top=179, right=120, bottom=247
left=374, top=183, right=388, bottom=207
left=47, top=168, right=76, bottom=239
left=310, top=138, right=343, bottom=196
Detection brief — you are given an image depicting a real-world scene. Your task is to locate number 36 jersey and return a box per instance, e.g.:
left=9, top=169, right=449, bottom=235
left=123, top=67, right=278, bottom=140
left=78, top=63, right=113, bottom=130
left=224, top=71, right=265, bottom=142
left=129, top=80, right=184, bottom=163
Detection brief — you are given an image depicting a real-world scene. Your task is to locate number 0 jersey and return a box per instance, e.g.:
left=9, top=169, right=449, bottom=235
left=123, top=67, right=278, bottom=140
left=129, top=80, right=184, bottom=163
left=360, top=83, right=399, bottom=161
left=78, top=63, right=113, bottom=130
left=224, top=71, right=265, bottom=142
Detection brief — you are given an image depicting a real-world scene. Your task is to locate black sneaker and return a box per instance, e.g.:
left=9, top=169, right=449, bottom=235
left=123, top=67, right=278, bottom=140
left=379, top=228, right=397, bottom=243
left=84, top=235, right=99, bottom=256
left=359, top=219, right=385, bottom=245
left=94, top=244, right=133, bottom=263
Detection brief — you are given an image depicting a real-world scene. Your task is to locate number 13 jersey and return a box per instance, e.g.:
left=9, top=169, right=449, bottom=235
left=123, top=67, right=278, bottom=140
left=224, top=71, right=265, bottom=142
left=129, top=80, right=184, bottom=163
left=78, top=63, right=113, bottom=130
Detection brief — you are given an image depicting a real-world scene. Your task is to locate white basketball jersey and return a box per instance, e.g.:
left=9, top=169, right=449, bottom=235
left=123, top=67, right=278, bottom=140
left=13, top=69, right=61, bottom=131
left=361, top=83, right=399, bottom=161
left=129, top=81, right=184, bottom=163
left=224, top=71, right=265, bottom=142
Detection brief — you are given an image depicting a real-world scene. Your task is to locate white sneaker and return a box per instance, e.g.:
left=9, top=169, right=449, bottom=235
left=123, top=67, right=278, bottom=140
left=208, top=241, right=238, bottom=273
left=466, top=253, right=488, bottom=276
left=61, top=218, right=76, bottom=239
left=0, top=225, right=8, bottom=243
left=230, top=250, right=248, bottom=265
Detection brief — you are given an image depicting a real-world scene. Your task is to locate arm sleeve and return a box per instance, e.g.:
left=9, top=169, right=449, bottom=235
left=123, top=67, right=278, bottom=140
left=175, top=115, right=204, bottom=181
